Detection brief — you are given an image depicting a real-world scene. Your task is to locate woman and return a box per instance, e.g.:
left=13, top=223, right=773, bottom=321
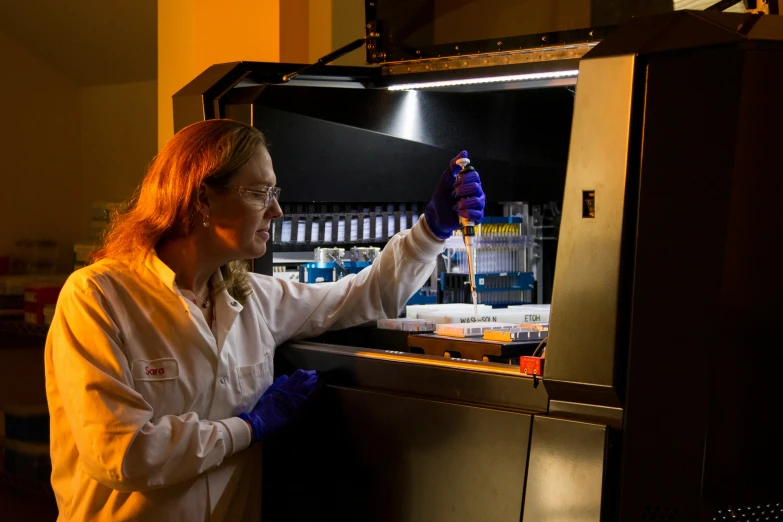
left=44, top=119, right=485, bottom=521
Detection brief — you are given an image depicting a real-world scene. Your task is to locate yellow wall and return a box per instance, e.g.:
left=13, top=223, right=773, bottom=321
left=193, top=1, right=280, bottom=73
left=158, top=0, right=285, bottom=151
left=331, top=0, right=366, bottom=66
left=281, top=0, right=310, bottom=64
left=157, top=0, right=370, bottom=150
left=157, top=0, right=197, bottom=152
left=307, top=0, right=366, bottom=66
left=308, top=0, right=333, bottom=62
left=0, top=29, right=82, bottom=267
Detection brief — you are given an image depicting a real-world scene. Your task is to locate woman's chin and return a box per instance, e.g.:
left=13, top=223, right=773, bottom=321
left=246, top=242, right=267, bottom=260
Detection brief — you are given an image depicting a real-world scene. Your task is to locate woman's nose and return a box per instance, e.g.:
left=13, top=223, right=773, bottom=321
left=265, top=197, right=283, bottom=220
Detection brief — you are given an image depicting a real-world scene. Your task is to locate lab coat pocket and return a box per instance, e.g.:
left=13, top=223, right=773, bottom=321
left=236, top=356, right=273, bottom=410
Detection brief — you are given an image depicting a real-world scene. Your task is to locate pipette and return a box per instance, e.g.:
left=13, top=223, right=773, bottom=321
left=455, top=157, right=478, bottom=320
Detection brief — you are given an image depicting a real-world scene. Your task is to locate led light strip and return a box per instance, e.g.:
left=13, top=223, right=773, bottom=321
left=387, top=69, right=580, bottom=91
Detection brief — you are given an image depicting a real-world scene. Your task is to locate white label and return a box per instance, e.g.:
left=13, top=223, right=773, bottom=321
left=459, top=316, right=498, bottom=323
left=132, top=358, right=179, bottom=381
left=337, top=220, right=345, bottom=242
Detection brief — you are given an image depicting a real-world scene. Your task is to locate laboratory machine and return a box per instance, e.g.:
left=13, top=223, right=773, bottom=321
left=173, top=3, right=783, bottom=520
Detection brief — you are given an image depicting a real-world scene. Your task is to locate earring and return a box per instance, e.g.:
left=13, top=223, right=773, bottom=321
left=202, top=215, right=210, bottom=227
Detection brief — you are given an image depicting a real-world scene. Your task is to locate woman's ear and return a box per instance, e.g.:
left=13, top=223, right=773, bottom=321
left=197, top=184, right=210, bottom=219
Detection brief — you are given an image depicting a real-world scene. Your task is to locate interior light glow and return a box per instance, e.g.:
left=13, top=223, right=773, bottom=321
left=391, top=90, right=422, bottom=142
left=387, top=70, right=580, bottom=91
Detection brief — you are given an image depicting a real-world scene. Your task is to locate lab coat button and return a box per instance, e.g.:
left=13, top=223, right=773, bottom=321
left=220, top=377, right=227, bottom=384
left=231, top=301, right=237, bottom=307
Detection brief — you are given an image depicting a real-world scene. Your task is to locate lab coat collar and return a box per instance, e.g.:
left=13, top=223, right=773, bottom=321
left=142, top=249, right=241, bottom=305
left=211, top=269, right=243, bottom=352
left=143, top=249, right=179, bottom=294
left=141, top=250, right=244, bottom=346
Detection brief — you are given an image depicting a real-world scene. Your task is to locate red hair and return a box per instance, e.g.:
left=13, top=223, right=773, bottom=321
left=92, top=119, right=267, bottom=300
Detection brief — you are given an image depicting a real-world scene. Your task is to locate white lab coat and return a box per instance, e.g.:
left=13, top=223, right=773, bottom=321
left=44, top=219, right=444, bottom=522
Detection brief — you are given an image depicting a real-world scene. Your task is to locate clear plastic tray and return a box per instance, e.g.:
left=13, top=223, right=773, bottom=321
left=484, top=327, right=548, bottom=342
left=435, top=321, right=521, bottom=338
left=377, top=318, right=436, bottom=332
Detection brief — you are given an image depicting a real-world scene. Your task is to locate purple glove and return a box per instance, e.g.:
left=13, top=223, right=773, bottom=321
left=239, top=369, right=319, bottom=442
left=423, top=150, right=486, bottom=240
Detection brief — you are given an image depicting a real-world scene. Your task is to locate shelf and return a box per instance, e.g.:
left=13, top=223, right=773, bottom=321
left=0, top=322, right=48, bottom=348
left=0, top=322, right=49, bottom=337
left=0, top=470, right=55, bottom=503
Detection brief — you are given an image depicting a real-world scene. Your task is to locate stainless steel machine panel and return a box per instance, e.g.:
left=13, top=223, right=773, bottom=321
left=278, top=341, right=548, bottom=413
left=545, top=54, right=637, bottom=407
left=263, top=384, right=534, bottom=522
left=523, top=416, right=609, bottom=522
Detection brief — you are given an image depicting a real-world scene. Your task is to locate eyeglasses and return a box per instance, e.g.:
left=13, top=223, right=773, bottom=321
left=216, top=185, right=281, bottom=208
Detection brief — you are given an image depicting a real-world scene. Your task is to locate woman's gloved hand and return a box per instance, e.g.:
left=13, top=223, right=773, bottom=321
left=239, top=369, right=319, bottom=442
left=423, top=150, right=486, bottom=240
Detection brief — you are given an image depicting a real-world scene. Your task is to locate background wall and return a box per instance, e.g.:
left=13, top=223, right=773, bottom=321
left=331, top=0, right=367, bottom=66
left=0, top=0, right=158, bottom=270
left=0, top=4, right=158, bottom=518
left=158, top=0, right=283, bottom=151
left=0, top=31, right=158, bottom=269
left=157, top=0, right=367, bottom=150
left=80, top=81, right=158, bottom=236
left=0, top=29, right=84, bottom=270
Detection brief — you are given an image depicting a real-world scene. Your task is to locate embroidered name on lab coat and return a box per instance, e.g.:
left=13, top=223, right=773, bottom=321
left=131, top=358, right=179, bottom=381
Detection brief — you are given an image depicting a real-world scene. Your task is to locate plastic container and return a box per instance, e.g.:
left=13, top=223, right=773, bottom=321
left=418, top=310, right=530, bottom=325
left=0, top=281, right=25, bottom=313
left=0, top=275, right=29, bottom=320
left=43, top=304, right=56, bottom=326
left=24, top=280, right=64, bottom=306
left=23, top=278, right=66, bottom=325
left=484, top=326, right=548, bottom=342
left=11, top=239, right=35, bottom=274
left=377, top=318, right=436, bottom=332
left=504, top=304, right=551, bottom=324
left=499, top=201, right=527, bottom=217
left=0, top=275, right=38, bottom=296
left=435, top=321, right=520, bottom=338
left=405, top=303, right=492, bottom=320
left=31, top=240, right=58, bottom=274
